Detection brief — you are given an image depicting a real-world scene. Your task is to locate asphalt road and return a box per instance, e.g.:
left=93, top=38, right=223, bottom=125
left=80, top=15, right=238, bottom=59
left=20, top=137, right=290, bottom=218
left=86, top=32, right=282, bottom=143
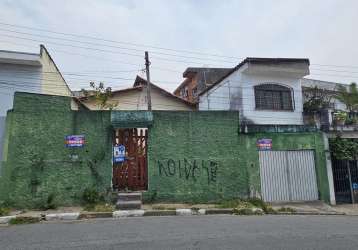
left=1, top=215, right=358, bottom=250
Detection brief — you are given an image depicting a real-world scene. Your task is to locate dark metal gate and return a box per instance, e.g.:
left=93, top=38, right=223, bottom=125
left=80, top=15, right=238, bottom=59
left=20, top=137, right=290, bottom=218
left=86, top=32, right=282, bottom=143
left=112, top=128, right=148, bottom=191
left=332, top=159, right=358, bottom=204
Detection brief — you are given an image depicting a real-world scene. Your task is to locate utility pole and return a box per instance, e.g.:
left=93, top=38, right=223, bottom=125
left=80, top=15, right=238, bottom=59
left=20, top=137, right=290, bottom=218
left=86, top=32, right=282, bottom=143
left=145, top=51, right=152, bottom=111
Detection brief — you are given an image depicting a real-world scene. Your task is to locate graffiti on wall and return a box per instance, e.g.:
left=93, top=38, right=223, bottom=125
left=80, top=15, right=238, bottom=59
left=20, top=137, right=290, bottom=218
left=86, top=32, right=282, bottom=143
left=158, top=159, right=218, bottom=184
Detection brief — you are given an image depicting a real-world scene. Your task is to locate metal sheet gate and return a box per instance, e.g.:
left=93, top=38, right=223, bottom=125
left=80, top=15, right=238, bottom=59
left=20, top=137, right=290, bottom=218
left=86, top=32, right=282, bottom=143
left=259, top=150, right=319, bottom=202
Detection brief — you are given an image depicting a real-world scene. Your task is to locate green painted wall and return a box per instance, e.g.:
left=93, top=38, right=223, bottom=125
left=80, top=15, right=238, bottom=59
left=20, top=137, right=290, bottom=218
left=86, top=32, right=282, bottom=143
left=145, top=112, right=329, bottom=203
left=0, top=93, right=330, bottom=207
left=145, top=111, right=245, bottom=203
left=0, top=93, right=112, bottom=208
left=239, top=133, right=329, bottom=202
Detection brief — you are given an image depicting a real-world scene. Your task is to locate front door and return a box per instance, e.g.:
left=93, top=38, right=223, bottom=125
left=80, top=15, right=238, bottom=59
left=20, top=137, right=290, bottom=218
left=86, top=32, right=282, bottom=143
left=112, top=128, right=148, bottom=191
left=332, top=159, right=358, bottom=204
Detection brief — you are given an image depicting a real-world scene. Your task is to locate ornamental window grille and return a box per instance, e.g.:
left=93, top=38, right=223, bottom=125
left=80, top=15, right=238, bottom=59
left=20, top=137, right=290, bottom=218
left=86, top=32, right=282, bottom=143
left=254, top=84, right=294, bottom=110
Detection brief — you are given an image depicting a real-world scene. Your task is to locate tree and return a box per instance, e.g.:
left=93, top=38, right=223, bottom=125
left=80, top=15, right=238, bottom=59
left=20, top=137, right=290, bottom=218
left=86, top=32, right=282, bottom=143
left=303, top=86, right=333, bottom=112
left=81, top=82, right=118, bottom=110
left=335, top=82, right=358, bottom=112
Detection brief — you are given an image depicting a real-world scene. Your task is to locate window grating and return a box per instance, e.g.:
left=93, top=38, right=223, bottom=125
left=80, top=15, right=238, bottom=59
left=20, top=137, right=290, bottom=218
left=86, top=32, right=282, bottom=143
left=254, top=84, right=293, bottom=111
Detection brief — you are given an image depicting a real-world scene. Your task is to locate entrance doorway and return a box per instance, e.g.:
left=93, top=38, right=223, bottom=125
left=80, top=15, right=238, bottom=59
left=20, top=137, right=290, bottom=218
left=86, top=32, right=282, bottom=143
left=112, top=128, right=148, bottom=191
left=332, top=159, right=358, bottom=204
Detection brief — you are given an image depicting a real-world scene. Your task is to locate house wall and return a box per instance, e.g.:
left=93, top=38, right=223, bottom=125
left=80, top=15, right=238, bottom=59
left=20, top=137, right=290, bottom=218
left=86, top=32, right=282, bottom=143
left=199, top=69, right=304, bottom=125
left=82, top=90, right=144, bottom=110
left=82, top=87, right=195, bottom=111
left=0, top=63, right=42, bottom=172
left=39, top=47, right=72, bottom=97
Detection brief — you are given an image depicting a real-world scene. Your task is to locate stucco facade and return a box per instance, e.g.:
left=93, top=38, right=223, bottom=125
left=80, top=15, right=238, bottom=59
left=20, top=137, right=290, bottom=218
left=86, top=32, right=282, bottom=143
left=81, top=78, right=195, bottom=111
left=199, top=58, right=309, bottom=125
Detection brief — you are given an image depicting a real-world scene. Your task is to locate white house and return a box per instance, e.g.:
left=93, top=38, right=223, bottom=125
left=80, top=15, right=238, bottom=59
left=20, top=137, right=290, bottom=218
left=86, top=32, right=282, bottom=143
left=199, top=57, right=310, bottom=125
left=0, top=45, right=72, bottom=168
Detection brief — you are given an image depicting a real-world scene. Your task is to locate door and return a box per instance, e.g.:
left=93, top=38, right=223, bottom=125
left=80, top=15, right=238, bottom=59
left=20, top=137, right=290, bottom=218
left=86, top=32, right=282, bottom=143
left=112, top=128, right=148, bottom=191
left=332, top=159, right=358, bottom=204
left=259, top=150, right=319, bottom=202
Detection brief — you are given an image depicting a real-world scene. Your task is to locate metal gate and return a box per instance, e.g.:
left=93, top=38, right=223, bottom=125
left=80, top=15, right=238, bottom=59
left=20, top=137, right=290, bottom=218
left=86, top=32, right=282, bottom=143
left=112, top=128, right=148, bottom=191
left=259, top=150, right=319, bottom=202
left=332, top=159, right=358, bottom=204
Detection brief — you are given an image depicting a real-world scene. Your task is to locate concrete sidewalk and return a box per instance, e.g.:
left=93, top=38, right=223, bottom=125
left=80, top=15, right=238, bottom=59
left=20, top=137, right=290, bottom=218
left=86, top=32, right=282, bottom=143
left=271, top=201, right=338, bottom=214
left=332, top=204, right=358, bottom=215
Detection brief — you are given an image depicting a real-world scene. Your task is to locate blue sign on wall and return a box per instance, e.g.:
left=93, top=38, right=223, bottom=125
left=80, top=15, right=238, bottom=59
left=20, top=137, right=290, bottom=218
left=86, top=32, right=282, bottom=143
left=113, top=144, right=126, bottom=163
left=257, top=138, right=272, bottom=151
left=65, top=135, right=85, bottom=147
left=353, top=183, right=358, bottom=190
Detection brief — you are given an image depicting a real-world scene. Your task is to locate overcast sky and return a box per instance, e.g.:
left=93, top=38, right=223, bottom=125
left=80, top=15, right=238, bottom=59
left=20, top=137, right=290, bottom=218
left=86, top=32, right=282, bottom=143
left=0, top=0, right=357, bottom=91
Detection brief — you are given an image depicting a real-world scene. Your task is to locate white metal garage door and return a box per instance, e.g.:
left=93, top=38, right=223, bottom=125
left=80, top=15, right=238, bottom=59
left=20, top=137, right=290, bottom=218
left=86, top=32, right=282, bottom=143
left=259, top=150, right=319, bottom=202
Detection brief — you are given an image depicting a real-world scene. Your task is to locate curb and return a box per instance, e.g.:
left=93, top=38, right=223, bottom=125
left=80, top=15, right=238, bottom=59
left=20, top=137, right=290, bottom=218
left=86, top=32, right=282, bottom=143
left=45, top=212, right=80, bottom=221
left=0, top=215, right=16, bottom=224
left=0, top=209, right=348, bottom=224
left=143, top=210, right=176, bottom=216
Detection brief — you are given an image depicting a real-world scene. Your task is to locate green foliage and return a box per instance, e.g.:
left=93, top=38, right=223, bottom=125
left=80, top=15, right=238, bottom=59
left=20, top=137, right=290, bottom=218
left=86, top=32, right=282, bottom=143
left=330, top=137, right=358, bottom=160
left=84, top=203, right=114, bottom=212
left=233, top=208, right=263, bottom=215
left=346, top=116, right=358, bottom=125
left=303, top=86, right=333, bottom=112
left=82, top=82, right=118, bottom=110
left=336, top=82, right=358, bottom=112
left=247, top=198, right=269, bottom=212
left=82, top=188, right=101, bottom=205
left=217, top=198, right=269, bottom=212
left=333, top=110, right=348, bottom=123
left=9, top=217, right=40, bottom=225
left=0, top=207, right=10, bottom=216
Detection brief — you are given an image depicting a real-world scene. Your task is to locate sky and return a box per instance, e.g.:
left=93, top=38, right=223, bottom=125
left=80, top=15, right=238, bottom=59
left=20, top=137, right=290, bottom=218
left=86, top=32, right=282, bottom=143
left=0, top=0, right=357, bottom=92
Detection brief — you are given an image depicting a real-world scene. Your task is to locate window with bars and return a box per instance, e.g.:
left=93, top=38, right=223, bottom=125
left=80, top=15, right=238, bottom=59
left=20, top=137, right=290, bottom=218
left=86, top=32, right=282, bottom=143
left=254, top=84, right=294, bottom=111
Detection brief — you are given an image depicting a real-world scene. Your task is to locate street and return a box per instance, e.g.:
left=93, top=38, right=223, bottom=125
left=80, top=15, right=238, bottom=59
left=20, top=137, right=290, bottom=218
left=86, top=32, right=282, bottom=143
left=1, top=215, right=358, bottom=250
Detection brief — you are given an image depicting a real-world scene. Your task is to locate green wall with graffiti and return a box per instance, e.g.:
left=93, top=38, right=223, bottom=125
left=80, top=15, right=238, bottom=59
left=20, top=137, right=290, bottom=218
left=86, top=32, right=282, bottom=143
left=0, top=93, right=330, bottom=208
left=145, top=112, right=329, bottom=203
left=0, top=93, right=112, bottom=208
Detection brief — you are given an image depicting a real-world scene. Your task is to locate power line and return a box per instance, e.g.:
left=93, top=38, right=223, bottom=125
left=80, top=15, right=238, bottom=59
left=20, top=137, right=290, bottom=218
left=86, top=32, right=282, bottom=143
left=0, top=39, right=183, bottom=73
left=2, top=22, right=358, bottom=70
left=0, top=33, right=234, bottom=67
left=0, top=27, right=237, bottom=64
left=0, top=21, right=241, bottom=60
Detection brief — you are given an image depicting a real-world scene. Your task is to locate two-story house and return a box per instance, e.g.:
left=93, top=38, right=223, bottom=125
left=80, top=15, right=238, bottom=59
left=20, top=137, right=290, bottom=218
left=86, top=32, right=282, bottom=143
left=0, top=45, right=72, bottom=167
left=174, top=67, right=231, bottom=103
left=198, top=57, right=310, bottom=126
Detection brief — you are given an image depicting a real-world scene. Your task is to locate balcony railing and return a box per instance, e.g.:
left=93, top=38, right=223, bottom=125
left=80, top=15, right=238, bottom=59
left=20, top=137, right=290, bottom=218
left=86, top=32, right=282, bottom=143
left=303, top=109, right=358, bottom=132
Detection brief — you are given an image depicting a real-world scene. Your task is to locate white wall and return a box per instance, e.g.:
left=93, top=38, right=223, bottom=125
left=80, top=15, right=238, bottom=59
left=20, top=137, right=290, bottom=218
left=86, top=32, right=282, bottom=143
left=0, top=63, right=42, bottom=116
left=0, top=63, right=42, bottom=172
left=199, top=68, right=304, bottom=125
left=240, top=73, right=303, bottom=125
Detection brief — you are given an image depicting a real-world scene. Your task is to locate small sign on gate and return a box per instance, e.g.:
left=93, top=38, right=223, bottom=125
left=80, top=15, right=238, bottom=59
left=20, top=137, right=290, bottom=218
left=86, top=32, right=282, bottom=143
left=113, top=144, right=126, bottom=163
left=65, top=135, right=85, bottom=147
left=257, top=138, right=272, bottom=151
